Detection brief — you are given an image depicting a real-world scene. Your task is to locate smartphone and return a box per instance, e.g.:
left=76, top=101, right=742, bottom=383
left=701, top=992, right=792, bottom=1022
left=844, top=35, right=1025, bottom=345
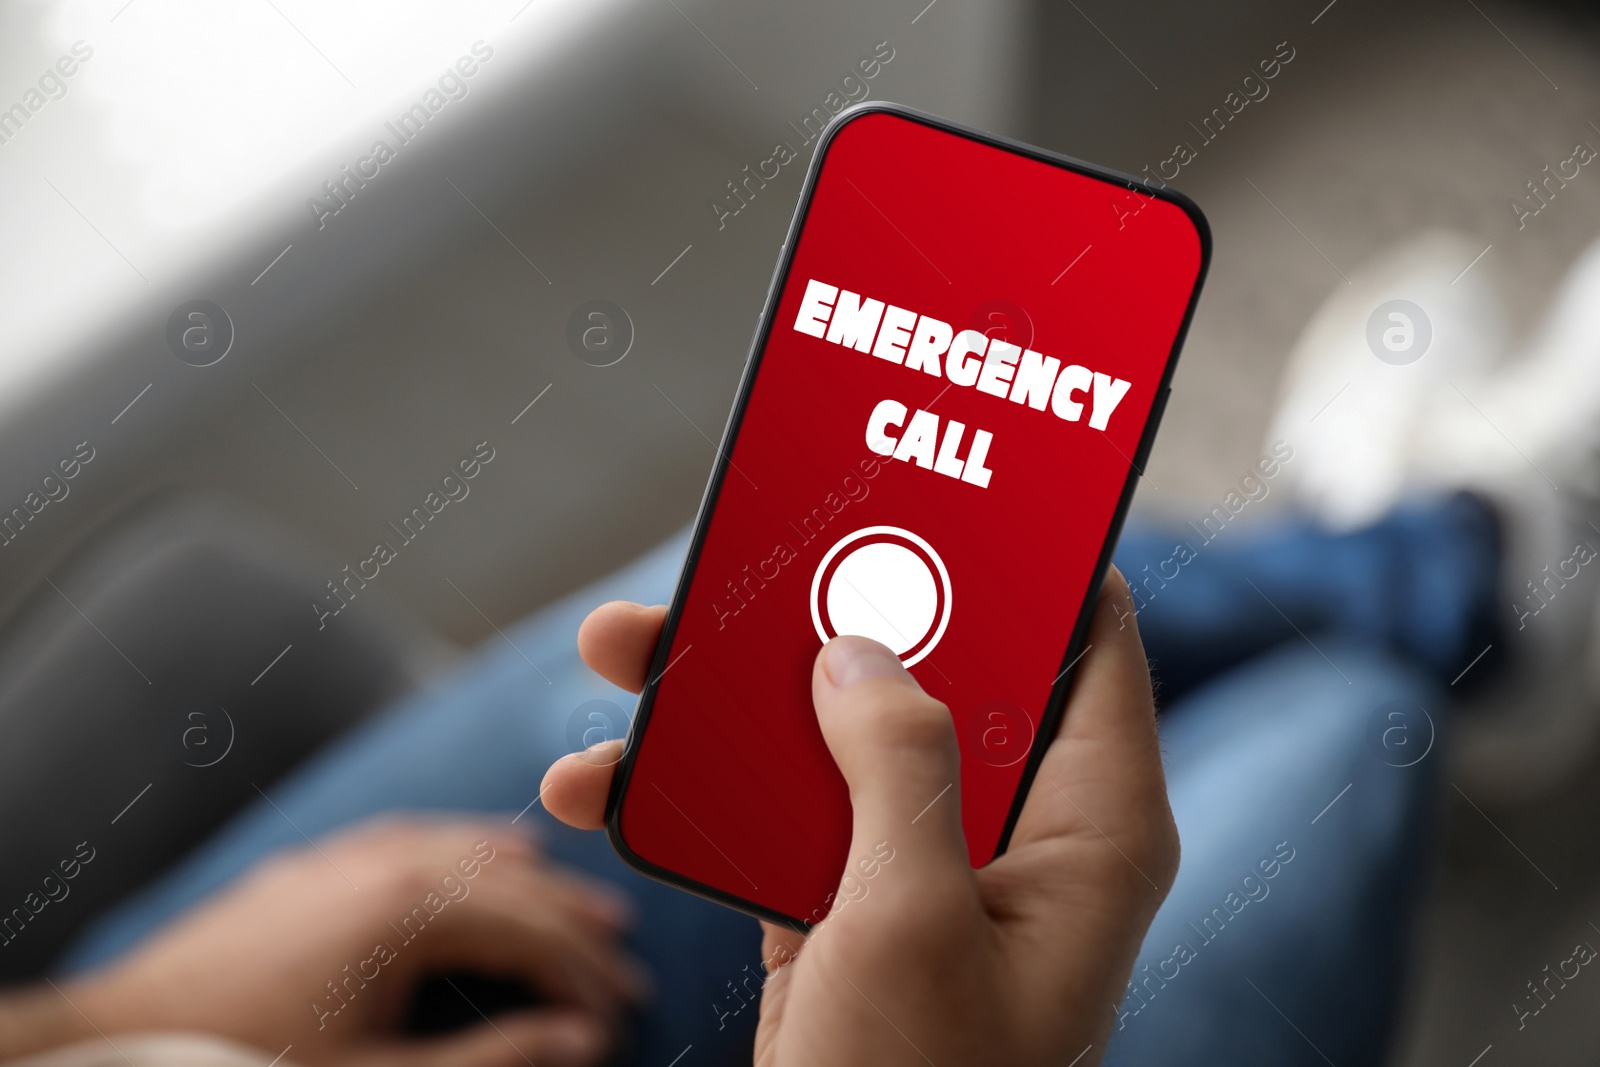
left=606, top=103, right=1209, bottom=928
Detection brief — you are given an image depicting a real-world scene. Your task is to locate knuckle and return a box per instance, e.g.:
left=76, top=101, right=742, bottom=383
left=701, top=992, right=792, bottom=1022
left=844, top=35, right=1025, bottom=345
left=1123, top=817, right=1181, bottom=905
left=1125, top=791, right=1181, bottom=895
left=1152, top=817, right=1181, bottom=894
left=849, top=683, right=955, bottom=751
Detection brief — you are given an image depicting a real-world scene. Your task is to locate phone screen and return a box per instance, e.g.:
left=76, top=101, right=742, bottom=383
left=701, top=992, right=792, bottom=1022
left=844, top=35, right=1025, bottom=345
left=611, top=107, right=1207, bottom=925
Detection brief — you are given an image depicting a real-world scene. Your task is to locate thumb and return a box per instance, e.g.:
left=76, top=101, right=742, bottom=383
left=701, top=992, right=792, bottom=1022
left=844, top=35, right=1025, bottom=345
left=812, top=637, right=970, bottom=895
left=362, top=1008, right=611, bottom=1067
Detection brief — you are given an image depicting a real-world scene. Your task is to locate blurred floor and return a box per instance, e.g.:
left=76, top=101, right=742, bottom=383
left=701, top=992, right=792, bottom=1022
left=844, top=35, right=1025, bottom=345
left=1028, top=1, right=1600, bottom=1062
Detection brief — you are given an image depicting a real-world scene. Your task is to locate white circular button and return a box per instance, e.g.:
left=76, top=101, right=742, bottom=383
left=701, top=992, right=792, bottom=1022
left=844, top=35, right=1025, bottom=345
left=811, top=526, right=951, bottom=667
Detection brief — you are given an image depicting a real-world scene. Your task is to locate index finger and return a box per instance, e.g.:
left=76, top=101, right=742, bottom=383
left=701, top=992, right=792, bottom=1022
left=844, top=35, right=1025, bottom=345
left=577, top=602, right=666, bottom=693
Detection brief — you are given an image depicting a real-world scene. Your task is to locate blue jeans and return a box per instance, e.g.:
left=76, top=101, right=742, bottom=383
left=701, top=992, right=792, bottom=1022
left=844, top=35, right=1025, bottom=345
left=60, top=496, right=1494, bottom=1066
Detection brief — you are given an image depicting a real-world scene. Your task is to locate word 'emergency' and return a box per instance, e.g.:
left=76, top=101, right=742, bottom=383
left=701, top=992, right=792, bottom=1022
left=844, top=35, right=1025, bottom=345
left=792, top=279, right=1135, bottom=488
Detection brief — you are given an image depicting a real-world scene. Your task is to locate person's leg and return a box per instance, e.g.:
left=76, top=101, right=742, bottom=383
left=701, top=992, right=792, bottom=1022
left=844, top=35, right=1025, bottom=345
left=58, top=530, right=764, bottom=1067
left=1112, top=492, right=1499, bottom=703
left=1104, top=640, right=1442, bottom=1066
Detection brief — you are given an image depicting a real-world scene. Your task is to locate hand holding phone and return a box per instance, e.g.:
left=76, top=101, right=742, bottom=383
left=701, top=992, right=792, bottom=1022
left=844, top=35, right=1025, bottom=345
left=543, top=568, right=1178, bottom=1067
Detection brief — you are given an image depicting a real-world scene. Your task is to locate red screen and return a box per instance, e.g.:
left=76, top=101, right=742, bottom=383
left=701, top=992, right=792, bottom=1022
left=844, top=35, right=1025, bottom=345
left=614, top=109, right=1205, bottom=923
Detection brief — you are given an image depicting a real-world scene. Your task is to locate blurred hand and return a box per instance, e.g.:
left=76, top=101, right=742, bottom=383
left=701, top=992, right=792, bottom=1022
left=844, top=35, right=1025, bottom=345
left=544, top=567, right=1178, bottom=1067
left=71, top=817, right=647, bottom=1067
